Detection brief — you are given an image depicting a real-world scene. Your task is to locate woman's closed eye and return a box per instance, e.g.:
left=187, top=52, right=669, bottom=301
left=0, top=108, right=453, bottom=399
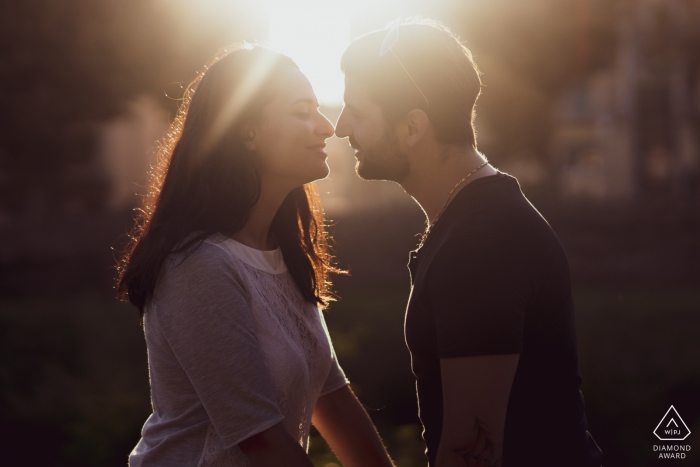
left=292, top=101, right=315, bottom=119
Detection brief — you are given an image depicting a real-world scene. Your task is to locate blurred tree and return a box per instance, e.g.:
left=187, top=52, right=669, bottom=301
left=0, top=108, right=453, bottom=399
left=348, top=0, right=622, bottom=168
left=0, top=0, right=266, bottom=215
left=450, top=0, right=621, bottom=161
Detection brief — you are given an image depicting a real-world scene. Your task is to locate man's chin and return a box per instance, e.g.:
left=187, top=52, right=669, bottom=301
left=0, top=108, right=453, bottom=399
left=355, top=159, right=405, bottom=183
left=355, top=159, right=381, bottom=181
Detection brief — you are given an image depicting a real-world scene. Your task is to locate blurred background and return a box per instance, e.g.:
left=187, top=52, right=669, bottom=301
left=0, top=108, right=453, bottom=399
left=1, top=0, right=699, bottom=465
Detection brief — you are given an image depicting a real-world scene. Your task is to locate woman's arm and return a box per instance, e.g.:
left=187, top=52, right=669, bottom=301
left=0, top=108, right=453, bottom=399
left=311, top=385, right=396, bottom=467
left=239, top=421, right=315, bottom=467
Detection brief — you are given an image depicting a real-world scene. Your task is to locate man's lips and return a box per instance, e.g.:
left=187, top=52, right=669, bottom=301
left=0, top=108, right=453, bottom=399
left=348, top=137, right=362, bottom=152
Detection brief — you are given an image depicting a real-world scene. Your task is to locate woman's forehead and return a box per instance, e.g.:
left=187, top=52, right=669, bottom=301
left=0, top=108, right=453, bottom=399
left=276, top=68, right=317, bottom=106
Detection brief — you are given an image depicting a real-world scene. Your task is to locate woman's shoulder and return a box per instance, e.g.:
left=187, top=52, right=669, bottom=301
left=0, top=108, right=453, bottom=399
left=168, top=234, right=239, bottom=270
left=155, top=234, right=252, bottom=297
left=147, top=235, right=257, bottom=333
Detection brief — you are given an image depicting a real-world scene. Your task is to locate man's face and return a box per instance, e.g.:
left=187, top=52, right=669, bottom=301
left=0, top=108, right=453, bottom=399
left=336, top=77, right=410, bottom=183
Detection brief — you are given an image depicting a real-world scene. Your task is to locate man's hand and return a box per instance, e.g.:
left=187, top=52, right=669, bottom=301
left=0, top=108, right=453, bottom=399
left=435, top=354, right=520, bottom=467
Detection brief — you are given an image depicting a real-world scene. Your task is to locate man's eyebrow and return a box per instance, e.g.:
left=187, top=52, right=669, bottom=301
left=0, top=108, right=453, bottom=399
left=344, top=104, right=362, bottom=113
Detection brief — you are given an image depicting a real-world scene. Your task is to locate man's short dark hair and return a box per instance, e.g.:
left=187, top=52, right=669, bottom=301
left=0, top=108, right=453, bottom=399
left=341, top=19, right=482, bottom=148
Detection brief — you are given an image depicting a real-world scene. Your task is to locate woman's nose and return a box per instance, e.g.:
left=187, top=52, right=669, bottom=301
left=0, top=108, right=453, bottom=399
left=316, top=113, right=335, bottom=139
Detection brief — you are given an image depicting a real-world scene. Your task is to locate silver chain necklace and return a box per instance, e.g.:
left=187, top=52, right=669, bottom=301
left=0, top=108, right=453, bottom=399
left=420, top=160, right=489, bottom=245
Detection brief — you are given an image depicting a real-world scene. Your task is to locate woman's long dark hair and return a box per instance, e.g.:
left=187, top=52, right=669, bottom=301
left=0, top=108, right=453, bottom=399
left=116, top=44, right=341, bottom=315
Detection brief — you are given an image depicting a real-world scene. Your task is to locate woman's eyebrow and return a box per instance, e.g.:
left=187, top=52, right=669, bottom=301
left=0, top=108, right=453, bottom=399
left=291, top=97, right=317, bottom=106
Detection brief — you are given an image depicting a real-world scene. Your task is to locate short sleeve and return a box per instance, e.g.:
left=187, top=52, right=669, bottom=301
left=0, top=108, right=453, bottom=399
left=152, top=242, right=284, bottom=448
left=317, top=309, right=350, bottom=396
left=423, top=232, right=530, bottom=358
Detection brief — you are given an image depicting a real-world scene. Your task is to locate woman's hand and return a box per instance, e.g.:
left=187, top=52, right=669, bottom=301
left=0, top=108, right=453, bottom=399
left=239, top=421, right=315, bottom=467
left=312, top=385, right=396, bottom=467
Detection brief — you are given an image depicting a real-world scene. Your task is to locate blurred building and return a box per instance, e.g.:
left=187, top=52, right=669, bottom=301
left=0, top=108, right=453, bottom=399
left=552, top=0, right=700, bottom=201
left=99, top=95, right=169, bottom=209
left=0, top=96, right=167, bottom=296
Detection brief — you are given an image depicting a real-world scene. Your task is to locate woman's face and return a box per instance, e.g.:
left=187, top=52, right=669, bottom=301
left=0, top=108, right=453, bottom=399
left=250, top=68, right=334, bottom=189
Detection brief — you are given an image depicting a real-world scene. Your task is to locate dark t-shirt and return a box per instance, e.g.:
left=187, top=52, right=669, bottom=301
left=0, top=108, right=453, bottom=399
left=405, top=172, right=602, bottom=467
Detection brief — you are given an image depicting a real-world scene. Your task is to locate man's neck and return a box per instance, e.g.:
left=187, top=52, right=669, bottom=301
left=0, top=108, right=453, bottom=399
left=400, top=146, right=496, bottom=224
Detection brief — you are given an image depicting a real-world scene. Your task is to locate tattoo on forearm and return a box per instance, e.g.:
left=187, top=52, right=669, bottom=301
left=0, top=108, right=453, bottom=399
left=457, top=422, right=502, bottom=467
left=460, top=449, right=501, bottom=467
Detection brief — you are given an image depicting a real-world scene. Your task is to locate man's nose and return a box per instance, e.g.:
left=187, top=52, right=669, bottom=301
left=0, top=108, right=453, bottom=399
left=335, top=109, right=350, bottom=139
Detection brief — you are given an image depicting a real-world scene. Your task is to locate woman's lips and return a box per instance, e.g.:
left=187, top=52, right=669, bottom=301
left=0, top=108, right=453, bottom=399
left=308, top=144, right=327, bottom=157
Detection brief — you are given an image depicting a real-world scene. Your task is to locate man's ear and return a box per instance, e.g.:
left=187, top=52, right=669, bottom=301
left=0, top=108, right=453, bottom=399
left=404, top=109, right=429, bottom=148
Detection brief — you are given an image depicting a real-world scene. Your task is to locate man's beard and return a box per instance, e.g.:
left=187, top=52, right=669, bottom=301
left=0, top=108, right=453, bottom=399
left=352, top=128, right=410, bottom=183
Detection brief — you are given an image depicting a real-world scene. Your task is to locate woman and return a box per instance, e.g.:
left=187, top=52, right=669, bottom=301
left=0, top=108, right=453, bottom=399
left=116, top=45, right=394, bottom=467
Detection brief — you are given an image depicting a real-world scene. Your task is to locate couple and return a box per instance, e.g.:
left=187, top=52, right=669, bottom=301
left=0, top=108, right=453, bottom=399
left=117, top=20, right=602, bottom=467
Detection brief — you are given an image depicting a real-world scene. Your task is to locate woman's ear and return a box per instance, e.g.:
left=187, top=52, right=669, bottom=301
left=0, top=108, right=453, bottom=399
left=240, top=124, right=256, bottom=152
left=404, top=109, right=429, bottom=148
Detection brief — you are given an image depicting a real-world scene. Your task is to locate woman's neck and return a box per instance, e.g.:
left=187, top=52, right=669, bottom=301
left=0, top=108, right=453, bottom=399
left=229, top=177, right=290, bottom=251
left=229, top=213, right=277, bottom=251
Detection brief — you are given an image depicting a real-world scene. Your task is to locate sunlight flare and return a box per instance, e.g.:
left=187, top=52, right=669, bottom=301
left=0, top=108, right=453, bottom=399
left=266, top=0, right=351, bottom=105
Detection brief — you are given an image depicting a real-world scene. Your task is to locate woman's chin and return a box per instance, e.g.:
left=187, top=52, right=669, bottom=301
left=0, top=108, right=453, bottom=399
left=319, top=163, right=331, bottom=180
left=286, top=162, right=330, bottom=187
left=307, top=163, right=330, bottom=183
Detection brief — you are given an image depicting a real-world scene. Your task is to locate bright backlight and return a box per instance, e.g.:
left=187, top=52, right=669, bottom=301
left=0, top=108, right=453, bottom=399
left=267, top=0, right=350, bottom=106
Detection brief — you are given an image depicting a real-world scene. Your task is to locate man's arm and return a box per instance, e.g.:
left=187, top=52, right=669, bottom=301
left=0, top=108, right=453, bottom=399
left=435, top=354, right=520, bottom=467
left=312, top=385, right=396, bottom=467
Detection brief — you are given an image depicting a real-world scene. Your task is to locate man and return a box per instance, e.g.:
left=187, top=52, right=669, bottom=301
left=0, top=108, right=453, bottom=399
left=336, top=20, right=603, bottom=467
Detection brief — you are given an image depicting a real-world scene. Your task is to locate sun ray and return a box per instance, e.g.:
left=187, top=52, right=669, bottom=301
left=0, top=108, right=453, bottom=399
left=204, top=46, right=280, bottom=152
left=267, top=0, right=350, bottom=105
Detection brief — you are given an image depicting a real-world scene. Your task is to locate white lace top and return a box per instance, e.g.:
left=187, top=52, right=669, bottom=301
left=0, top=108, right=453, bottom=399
left=129, top=235, right=349, bottom=467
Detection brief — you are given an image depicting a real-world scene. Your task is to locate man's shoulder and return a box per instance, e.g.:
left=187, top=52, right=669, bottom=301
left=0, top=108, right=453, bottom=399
left=452, top=173, right=547, bottom=229
left=449, top=176, right=562, bottom=256
left=425, top=231, right=527, bottom=280
left=422, top=208, right=563, bottom=289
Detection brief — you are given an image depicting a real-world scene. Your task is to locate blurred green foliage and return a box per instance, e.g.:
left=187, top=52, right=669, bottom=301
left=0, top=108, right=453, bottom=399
left=2, top=285, right=698, bottom=466
left=0, top=294, right=150, bottom=466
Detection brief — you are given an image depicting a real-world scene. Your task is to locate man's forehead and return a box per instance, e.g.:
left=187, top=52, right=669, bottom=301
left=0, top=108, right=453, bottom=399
left=343, top=77, right=369, bottom=103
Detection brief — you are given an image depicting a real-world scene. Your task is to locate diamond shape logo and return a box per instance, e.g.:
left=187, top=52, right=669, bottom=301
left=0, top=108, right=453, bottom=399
left=654, top=405, right=691, bottom=441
